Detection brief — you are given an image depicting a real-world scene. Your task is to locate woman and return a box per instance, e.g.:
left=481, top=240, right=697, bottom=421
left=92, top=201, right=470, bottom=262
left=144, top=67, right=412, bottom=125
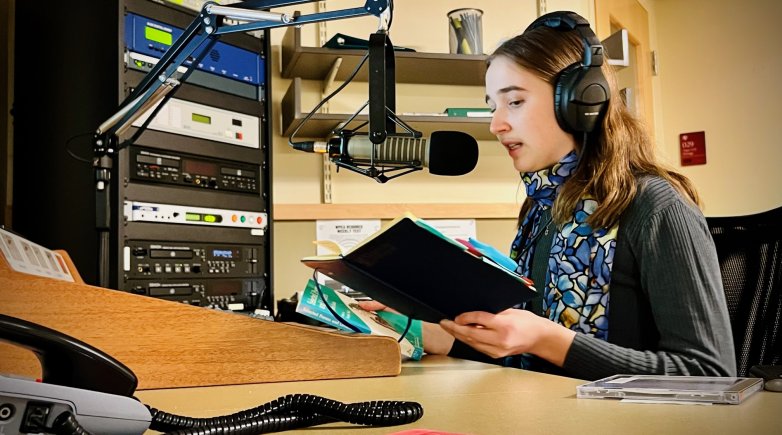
left=369, top=11, right=736, bottom=380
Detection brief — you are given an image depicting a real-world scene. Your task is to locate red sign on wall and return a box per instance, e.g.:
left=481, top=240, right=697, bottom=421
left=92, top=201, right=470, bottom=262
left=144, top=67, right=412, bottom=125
left=680, top=131, right=707, bottom=166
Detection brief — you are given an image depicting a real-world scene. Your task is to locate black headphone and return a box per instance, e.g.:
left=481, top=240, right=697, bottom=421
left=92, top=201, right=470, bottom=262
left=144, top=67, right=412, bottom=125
left=525, top=11, right=610, bottom=134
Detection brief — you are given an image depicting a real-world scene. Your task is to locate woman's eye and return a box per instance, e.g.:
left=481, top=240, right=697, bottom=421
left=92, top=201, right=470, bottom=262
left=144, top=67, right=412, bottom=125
left=509, top=100, right=523, bottom=107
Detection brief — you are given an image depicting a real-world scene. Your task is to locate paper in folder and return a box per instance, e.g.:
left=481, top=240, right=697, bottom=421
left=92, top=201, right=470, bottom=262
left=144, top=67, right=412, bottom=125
left=301, top=212, right=537, bottom=323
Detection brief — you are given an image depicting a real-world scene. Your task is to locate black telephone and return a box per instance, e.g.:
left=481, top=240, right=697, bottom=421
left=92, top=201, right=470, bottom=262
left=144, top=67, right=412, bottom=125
left=0, top=314, right=151, bottom=434
left=0, top=314, right=423, bottom=434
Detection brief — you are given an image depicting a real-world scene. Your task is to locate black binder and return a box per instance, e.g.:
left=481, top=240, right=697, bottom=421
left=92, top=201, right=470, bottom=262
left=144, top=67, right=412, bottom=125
left=301, top=213, right=536, bottom=323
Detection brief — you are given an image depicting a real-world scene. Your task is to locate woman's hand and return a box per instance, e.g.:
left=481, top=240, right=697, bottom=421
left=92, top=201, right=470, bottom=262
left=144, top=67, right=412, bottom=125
left=439, top=308, right=576, bottom=367
left=357, top=301, right=455, bottom=355
left=357, top=300, right=394, bottom=313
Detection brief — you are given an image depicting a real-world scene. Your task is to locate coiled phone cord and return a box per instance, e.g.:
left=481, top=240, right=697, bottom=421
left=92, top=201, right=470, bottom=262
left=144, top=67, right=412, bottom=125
left=50, top=393, right=424, bottom=434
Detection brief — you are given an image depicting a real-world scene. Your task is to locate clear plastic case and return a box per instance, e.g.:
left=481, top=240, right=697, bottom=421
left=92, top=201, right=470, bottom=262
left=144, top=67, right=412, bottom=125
left=576, top=374, right=763, bottom=404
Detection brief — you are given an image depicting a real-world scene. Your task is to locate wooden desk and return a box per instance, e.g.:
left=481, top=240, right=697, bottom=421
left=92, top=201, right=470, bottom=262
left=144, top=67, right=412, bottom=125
left=0, top=250, right=401, bottom=388
left=137, top=355, right=782, bottom=434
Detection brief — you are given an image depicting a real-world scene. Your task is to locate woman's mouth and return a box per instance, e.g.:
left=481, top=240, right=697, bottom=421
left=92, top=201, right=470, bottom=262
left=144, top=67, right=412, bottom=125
left=505, top=142, right=522, bottom=152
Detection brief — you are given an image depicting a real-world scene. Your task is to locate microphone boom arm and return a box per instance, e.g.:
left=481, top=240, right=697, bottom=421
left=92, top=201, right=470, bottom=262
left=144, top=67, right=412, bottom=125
left=95, top=0, right=391, bottom=149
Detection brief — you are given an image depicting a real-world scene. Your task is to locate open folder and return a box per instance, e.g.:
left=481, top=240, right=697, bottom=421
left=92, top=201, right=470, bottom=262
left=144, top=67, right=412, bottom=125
left=301, top=212, right=537, bottom=323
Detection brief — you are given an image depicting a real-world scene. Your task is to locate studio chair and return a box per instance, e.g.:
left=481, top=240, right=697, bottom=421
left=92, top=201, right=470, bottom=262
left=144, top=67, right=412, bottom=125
left=706, top=206, right=782, bottom=377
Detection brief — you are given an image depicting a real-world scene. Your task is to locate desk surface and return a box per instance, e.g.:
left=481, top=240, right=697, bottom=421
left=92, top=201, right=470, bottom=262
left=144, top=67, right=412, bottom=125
left=136, top=356, right=781, bottom=435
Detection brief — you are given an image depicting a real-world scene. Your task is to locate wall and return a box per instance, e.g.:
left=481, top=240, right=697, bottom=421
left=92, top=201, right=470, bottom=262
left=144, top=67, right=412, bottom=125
left=267, top=0, right=782, bottom=301
left=7, top=0, right=774, bottom=304
left=267, top=0, right=543, bottom=206
left=267, top=1, right=524, bottom=301
left=654, top=0, right=782, bottom=216
left=265, top=1, right=594, bottom=301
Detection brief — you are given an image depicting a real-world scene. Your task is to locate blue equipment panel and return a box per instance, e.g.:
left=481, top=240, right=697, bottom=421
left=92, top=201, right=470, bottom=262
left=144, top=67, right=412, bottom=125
left=125, top=13, right=264, bottom=86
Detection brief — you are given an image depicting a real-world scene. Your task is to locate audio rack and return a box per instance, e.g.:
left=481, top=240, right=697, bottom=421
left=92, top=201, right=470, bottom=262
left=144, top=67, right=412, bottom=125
left=114, top=0, right=273, bottom=313
left=11, top=0, right=273, bottom=315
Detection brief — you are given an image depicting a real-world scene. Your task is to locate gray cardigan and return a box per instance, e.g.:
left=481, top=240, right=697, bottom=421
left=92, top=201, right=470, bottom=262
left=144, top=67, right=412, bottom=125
left=449, top=176, right=737, bottom=380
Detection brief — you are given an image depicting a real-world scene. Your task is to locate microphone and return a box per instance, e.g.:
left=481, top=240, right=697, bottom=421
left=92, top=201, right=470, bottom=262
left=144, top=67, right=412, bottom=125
left=294, top=131, right=479, bottom=177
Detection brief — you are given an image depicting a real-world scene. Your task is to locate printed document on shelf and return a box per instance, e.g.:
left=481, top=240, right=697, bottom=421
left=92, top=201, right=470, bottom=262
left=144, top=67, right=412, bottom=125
left=425, top=219, right=477, bottom=241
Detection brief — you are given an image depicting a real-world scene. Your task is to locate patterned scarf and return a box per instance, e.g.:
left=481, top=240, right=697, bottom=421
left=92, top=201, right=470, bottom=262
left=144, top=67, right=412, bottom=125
left=510, top=151, right=617, bottom=340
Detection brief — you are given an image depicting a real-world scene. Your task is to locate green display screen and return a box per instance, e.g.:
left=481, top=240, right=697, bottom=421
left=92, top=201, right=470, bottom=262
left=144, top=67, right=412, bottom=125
left=192, top=113, right=212, bottom=125
left=204, top=214, right=218, bottom=223
left=185, top=213, right=202, bottom=222
left=145, top=25, right=172, bottom=46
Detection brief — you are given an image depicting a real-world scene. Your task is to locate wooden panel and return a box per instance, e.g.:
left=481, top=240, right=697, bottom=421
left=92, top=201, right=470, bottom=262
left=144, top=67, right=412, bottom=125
left=281, top=27, right=487, bottom=86
left=0, top=252, right=401, bottom=390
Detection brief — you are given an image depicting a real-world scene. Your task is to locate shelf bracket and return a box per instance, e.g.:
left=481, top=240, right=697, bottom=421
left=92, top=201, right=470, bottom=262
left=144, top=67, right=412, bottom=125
left=321, top=57, right=343, bottom=109
left=322, top=153, right=333, bottom=204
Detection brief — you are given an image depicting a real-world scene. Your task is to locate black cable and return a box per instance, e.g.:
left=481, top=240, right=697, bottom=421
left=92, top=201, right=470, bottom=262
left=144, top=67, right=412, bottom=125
left=312, top=268, right=362, bottom=333
left=50, top=411, right=88, bottom=435
left=149, top=394, right=423, bottom=434
left=288, top=53, right=369, bottom=148
left=311, top=269, right=415, bottom=343
left=65, top=131, right=94, bottom=164
left=396, top=315, right=414, bottom=343
left=47, top=393, right=424, bottom=435
left=386, top=0, right=394, bottom=30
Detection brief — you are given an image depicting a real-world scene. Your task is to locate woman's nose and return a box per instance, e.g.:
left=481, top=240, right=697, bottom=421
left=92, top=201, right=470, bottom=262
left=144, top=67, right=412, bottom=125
left=489, top=110, right=509, bottom=135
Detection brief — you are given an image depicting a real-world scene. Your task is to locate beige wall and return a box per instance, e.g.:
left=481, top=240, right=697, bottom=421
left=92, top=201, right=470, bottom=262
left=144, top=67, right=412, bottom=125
left=267, top=1, right=552, bottom=301
left=267, top=1, right=543, bottom=207
left=268, top=0, right=782, bottom=301
left=5, top=0, right=774, bottom=305
left=653, top=0, right=782, bottom=216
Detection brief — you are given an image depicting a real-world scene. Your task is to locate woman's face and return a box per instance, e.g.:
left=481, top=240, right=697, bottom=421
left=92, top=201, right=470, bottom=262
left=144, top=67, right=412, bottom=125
left=486, top=56, right=576, bottom=173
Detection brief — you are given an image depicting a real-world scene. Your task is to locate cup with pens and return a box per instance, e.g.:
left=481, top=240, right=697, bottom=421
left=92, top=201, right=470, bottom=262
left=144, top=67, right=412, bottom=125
left=448, top=8, right=483, bottom=55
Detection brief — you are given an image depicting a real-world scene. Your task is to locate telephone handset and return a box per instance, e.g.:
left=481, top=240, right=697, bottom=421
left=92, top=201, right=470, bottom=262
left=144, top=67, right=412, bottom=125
left=0, top=314, right=137, bottom=395
left=0, top=314, right=424, bottom=434
left=0, top=314, right=152, bottom=434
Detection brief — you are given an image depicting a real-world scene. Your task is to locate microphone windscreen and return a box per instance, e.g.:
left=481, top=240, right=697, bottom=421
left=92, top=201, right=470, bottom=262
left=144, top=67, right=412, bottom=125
left=427, top=131, right=479, bottom=176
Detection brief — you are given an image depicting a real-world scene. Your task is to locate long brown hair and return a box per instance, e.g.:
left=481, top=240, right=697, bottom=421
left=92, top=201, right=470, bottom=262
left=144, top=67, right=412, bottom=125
left=490, top=26, right=700, bottom=229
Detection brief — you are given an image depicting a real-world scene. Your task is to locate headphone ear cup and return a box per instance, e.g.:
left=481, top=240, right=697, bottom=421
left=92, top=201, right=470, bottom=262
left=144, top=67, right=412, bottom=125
left=554, top=63, right=610, bottom=134
left=554, top=62, right=583, bottom=133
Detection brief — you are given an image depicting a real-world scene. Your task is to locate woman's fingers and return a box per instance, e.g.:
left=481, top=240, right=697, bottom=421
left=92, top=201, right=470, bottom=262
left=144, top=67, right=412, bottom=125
left=358, top=300, right=397, bottom=313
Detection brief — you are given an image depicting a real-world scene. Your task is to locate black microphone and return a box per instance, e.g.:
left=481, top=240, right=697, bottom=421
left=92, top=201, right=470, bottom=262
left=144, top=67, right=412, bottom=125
left=294, top=131, right=479, bottom=176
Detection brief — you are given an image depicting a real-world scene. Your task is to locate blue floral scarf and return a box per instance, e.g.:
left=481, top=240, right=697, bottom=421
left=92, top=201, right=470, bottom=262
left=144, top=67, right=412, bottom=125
left=510, top=151, right=617, bottom=340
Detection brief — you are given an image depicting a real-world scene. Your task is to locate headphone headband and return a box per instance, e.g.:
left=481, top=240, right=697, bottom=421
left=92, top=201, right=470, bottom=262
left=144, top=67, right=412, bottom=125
left=526, top=11, right=604, bottom=68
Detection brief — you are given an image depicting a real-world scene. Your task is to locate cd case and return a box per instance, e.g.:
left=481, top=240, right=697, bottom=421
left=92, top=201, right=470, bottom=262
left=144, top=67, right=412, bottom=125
left=576, top=374, right=763, bottom=404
